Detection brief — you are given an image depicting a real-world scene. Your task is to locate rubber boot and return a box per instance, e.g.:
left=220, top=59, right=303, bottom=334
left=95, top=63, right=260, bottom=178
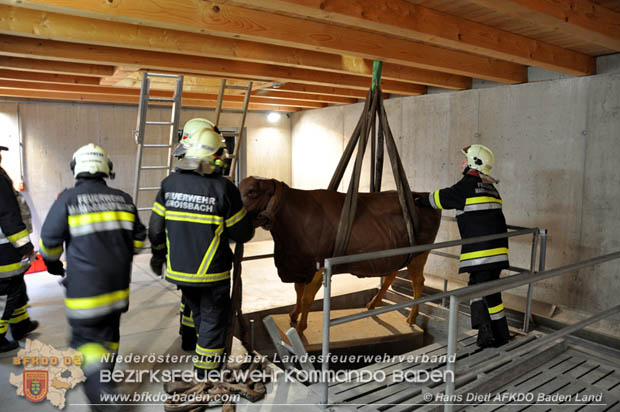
left=476, top=323, right=496, bottom=348
left=0, top=336, right=19, bottom=353
left=83, top=370, right=119, bottom=412
left=11, top=319, right=39, bottom=340
left=491, top=317, right=510, bottom=347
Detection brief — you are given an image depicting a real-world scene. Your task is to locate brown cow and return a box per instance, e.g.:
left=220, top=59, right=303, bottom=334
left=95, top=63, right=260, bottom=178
left=239, top=177, right=441, bottom=334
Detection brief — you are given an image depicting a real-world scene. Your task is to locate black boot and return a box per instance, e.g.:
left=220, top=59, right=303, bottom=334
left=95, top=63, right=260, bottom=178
left=491, top=317, right=510, bottom=347
left=0, top=336, right=19, bottom=352
left=11, top=320, right=39, bottom=340
left=476, top=323, right=496, bottom=348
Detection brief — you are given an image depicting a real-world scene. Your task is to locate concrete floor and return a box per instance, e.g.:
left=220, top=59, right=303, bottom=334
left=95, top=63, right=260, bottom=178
left=0, top=240, right=377, bottom=411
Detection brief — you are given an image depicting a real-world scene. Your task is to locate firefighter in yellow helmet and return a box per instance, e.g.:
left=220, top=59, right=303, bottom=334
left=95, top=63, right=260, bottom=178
left=39, top=143, right=146, bottom=407
left=0, top=146, right=39, bottom=352
left=415, top=144, right=510, bottom=348
left=149, top=119, right=254, bottom=377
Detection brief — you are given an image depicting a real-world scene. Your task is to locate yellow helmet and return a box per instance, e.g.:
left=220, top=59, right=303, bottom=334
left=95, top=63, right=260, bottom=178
left=175, top=127, right=227, bottom=175
left=173, top=118, right=216, bottom=157
left=70, top=143, right=115, bottom=179
left=462, top=144, right=494, bottom=176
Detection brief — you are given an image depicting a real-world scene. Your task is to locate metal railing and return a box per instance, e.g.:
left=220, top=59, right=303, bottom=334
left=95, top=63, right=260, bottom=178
left=318, top=227, right=620, bottom=410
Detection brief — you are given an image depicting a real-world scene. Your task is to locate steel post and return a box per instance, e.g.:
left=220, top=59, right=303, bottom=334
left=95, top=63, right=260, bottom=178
left=524, top=230, right=540, bottom=333
left=320, top=263, right=333, bottom=408
left=444, top=295, right=460, bottom=412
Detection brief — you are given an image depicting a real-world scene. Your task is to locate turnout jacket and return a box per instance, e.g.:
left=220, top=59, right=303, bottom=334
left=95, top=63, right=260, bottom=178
left=39, top=178, right=146, bottom=320
left=0, top=168, right=34, bottom=279
left=148, top=171, right=254, bottom=287
left=418, top=170, right=509, bottom=273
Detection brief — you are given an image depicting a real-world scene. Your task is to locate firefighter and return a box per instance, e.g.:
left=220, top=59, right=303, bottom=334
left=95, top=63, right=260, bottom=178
left=415, top=144, right=510, bottom=348
left=149, top=119, right=254, bottom=377
left=0, top=145, right=39, bottom=352
left=39, top=143, right=146, bottom=407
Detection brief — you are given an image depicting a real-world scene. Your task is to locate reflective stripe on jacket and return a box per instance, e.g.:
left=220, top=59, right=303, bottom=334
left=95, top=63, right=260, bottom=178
left=420, top=170, right=509, bottom=273
left=148, top=171, right=254, bottom=287
left=39, top=178, right=146, bottom=319
left=0, top=169, right=33, bottom=278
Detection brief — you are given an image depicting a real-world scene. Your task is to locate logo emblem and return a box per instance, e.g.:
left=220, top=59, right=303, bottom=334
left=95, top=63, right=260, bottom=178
left=23, top=370, right=48, bottom=402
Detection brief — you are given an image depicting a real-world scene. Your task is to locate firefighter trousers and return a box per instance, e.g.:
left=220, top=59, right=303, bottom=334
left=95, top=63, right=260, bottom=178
left=69, top=311, right=121, bottom=408
left=179, top=293, right=197, bottom=351
left=0, top=274, right=33, bottom=339
left=181, top=281, right=231, bottom=374
left=468, top=269, right=510, bottom=344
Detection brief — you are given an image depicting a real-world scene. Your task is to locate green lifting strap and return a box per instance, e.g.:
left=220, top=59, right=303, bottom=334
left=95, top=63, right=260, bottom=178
left=372, top=60, right=383, bottom=91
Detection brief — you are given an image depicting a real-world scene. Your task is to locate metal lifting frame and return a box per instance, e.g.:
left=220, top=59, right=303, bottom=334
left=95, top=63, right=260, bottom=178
left=214, top=79, right=253, bottom=182
left=133, top=72, right=184, bottom=212
left=317, top=226, right=620, bottom=410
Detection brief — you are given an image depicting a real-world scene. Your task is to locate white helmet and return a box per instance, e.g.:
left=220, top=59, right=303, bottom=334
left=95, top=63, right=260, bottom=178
left=175, top=127, right=227, bottom=175
left=71, top=143, right=115, bottom=179
left=173, top=118, right=216, bottom=158
left=462, top=144, right=494, bottom=176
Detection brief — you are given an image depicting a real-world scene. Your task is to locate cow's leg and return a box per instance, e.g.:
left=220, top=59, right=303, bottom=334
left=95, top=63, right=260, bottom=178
left=366, top=271, right=398, bottom=310
left=296, top=270, right=323, bottom=334
left=289, top=283, right=305, bottom=326
left=406, top=251, right=430, bottom=325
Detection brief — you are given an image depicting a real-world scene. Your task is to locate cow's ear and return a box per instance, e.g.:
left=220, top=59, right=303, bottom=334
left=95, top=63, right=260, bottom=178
left=264, top=179, right=277, bottom=196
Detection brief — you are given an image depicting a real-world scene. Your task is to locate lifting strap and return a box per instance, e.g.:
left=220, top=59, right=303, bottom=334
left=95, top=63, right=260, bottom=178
left=329, top=61, right=417, bottom=263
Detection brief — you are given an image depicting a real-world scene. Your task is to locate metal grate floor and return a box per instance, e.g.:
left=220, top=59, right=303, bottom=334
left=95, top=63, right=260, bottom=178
left=311, top=331, right=620, bottom=412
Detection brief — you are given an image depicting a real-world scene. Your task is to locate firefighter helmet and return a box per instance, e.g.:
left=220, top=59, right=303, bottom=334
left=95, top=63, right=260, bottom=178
left=175, top=127, right=227, bottom=175
left=173, top=118, right=217, bottom=158
left=70, top=143, right=115, bottom=179
left=462, top=144, right=494, bottom=176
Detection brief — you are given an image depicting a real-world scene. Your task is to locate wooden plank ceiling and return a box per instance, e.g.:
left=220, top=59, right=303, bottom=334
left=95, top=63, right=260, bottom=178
left=0, top=0, right=618, bottom=112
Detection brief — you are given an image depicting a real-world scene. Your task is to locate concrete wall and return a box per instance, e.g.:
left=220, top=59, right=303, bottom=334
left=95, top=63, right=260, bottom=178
left=291, top=55, right=620, bottom=318
left=0, top=102, right=291, bottom=244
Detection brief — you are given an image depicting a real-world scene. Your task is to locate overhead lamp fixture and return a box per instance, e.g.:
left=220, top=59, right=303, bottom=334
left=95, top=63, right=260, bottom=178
left=267, top=112, right=281, bottom=123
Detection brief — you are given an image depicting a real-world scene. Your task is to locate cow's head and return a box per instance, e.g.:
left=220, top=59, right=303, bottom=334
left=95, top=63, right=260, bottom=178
left=239, top=176, right=279, bottom=229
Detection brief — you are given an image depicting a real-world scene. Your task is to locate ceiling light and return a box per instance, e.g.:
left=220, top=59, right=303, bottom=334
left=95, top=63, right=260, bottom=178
left=267, top=112, right=281, bottom=123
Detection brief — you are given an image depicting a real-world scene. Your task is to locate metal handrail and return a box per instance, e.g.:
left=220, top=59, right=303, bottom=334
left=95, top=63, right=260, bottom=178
left=319, top=226, right=540, bottom=407
left=318, top=226, right=620, bottom=410
left=443, top=251, right=620, bottom=411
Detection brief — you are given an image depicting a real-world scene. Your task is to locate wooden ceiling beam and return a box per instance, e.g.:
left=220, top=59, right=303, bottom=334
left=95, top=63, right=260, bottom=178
left=0, top=68, right=100, bottom=85
left=4, top=1, right=526, bottom=83
left=252, top=89, right=357, bottom=104
left=469, top=0, right=620, bottom=51
left=0, top=55, right=115, bottom=76
left=0, top=4, right=469, bottom=89
left=264, top=83, right=371, bottom=99
left=0, top=35, right=426, bottom=96
left=0, top=88, right=301, bottom=112
left=0, top=79, right=327, bottom=108
left=229, top=0, right=595, bottom=76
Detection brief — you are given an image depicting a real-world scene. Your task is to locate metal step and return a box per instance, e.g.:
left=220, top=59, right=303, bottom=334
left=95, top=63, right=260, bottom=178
left=140, top=165, right=169, bottom=170
left=148, top=97, right=175, bottom=102
left=224, top=85, right=251, bottom=90
left=138, top=187, right=160, bottom=191
left=145, top=121, right=174, bottom=126
left=146, top=72, right=183, bottom=79
left=143, top=144, right=173, bottom=148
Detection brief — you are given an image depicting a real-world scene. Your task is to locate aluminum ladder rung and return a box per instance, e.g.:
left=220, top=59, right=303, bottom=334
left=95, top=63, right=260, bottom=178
left=140, top=165, right=169, bottom=170
left=220, top=109, right=239, bottom=113
left=143, top=144, right=173, bottom=148
left=224, top=85, right=251, bottom=90
left=148, top=97, right=175, bottom=102
left=145, top=121, right=174, bottom=126
left=146, top=72, right=183, bottom=79
left=138, top=187, right=160, bottom=191
left=137, top=207, right=153, bottom=212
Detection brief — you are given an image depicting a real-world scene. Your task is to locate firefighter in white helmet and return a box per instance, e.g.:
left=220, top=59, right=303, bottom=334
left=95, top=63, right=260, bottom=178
left=40, top=143, right=146, bottom=407
left=172, top=118, right=225, bottom=351
left=149, top=119, right=254, bottom=377
left=0, top=146, right=39, bottom=352
left=415, top=144, right=510, bottom=348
